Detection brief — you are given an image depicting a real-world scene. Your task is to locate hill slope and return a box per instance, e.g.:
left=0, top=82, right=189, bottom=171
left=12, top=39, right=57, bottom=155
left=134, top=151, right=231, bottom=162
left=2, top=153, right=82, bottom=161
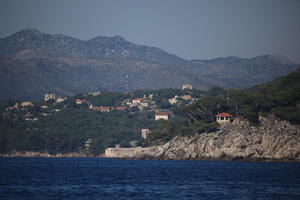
left=0, top=29, right=298, bottom=100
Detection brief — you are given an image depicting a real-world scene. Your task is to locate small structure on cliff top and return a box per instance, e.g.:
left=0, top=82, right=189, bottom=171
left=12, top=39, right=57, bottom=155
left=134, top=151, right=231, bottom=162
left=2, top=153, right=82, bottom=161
left=182, top=83, right=193, bottom=90
left=141, top=129, right=151, bottom=139
left=215, top=112, right=232, bottom=124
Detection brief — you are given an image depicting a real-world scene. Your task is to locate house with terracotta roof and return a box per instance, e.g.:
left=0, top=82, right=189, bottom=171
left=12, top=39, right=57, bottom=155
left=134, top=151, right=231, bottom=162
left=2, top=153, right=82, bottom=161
left=20, top=101, right=34, bottom=107
left=115, top=106, right=127, bottom=111
left=76, top=99, right=86, bottom=104
left=90, top=106, right=111, bottom=112
left=215, top=112, right=232, bottom=123
left=132, top=98, right=142, bottom=105
left=181, top=95, right=192, bottom=100
left=155, top=111, right=170, bottom=120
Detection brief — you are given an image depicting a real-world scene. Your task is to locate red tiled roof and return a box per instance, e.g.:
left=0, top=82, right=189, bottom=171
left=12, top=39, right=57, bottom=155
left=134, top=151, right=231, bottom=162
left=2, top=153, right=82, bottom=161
left=133, top=98, right=142, bottom=101
left=92, top=106, right=110, bottom=110
left=215, top=112, right=232, bottom=117
left=156, top=112, right=170, bottom=116
left=76, top=99, right=85, bottom=102
left=182, top=95, right=192, bottom=99
left=100, top=106, right=110, bottom=109
left=116, top=107, right=127, bottom=110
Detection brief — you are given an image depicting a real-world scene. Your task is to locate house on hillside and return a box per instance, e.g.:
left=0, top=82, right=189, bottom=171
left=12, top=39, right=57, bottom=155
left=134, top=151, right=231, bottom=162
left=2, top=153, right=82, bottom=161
left=76, top=99, right=86, bottom=105
left=88, top=91, right=101, bottom=96
left=20, top=102, right=34, bottom=107
left=56, top=97, right=66, bottom=103
left=132, top=98, right=142, bottom=105
left=40, top=105, right=48, bottom=109
left=215, top=112, right=232, bottom=124
left=44, top=93, right=56, bottom=101
left=168, top=95, right=179, bottom=105
left=155, top=111, right=170, bottom=120
left=91, top=106, right=111, bottom=112
left=182, top=83, right=193, bottom=90
left=140, top=100, right=149, bottom=107
left=115, top=106, right=127, bottom=111
left=181, top=95, right=192, bottom=100
left=6, top=103, right=18, bottom=111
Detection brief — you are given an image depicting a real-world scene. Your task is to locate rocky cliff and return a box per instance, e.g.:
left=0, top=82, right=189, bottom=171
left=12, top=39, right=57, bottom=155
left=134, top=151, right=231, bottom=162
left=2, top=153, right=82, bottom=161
left=105, top=117, right=300, bottom=161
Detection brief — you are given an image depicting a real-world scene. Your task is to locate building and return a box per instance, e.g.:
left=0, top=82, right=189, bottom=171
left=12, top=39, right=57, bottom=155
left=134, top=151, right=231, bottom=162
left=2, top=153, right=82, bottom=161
left=84, top=139, right=93, bottom=149
left=182, top=83, right=193, bottom=90
left=40, top=105, right=48, bottom=109
left=155, top=111, right=170, bottom=120
left=182, top=95, right=192, bottom=100
left=132, top=98, right=142, bottom=105
left=90, top=106, right=111, bottom=112
left=44, top=93, right=56, bottom=101
left=56, top=97, right=66, bottom=103
left=115, top=106, right=127, bottom=111
left=168, top=96, right=178, bottom=105
left=140, top=101, right=149, bottom=107
left=88, top=91, right=101, bottom=96
left=20, top=101, right=34, bottom=107
left=141, top=129, right=151, bottom=139
left=76, top=99, right=86, bottom=104
left=6, top=103, right=19, bottom=111
left=215, top=112, right=232, bottom=124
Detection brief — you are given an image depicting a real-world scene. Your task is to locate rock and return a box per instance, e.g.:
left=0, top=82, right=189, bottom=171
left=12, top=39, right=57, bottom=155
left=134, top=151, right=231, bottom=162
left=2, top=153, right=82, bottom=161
left=105, top=117, right=300, bottom=162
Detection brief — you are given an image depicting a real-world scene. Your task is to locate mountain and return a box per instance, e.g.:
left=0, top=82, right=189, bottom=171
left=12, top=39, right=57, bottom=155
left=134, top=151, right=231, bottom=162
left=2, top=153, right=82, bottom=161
left=0, top=29, right=298, bottom=101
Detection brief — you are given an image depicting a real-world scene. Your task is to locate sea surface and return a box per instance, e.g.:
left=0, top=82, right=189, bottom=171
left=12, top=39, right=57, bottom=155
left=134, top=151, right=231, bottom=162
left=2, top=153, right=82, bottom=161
left=0, top=158, right=300, bottom=200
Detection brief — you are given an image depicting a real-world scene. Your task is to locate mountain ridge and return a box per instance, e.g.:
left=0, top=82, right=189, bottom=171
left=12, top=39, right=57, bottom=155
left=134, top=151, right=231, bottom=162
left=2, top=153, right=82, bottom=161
left=0, top=29, right=298, bottom=101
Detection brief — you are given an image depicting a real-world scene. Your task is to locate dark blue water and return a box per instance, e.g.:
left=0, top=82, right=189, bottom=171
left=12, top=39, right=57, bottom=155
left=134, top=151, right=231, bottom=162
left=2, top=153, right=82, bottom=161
left=0, top=158, right=300, bottom=200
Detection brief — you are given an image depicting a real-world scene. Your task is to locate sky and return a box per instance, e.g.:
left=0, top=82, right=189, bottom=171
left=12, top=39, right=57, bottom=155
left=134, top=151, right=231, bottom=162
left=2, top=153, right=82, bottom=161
left=0, top=0, right=300, bottom=62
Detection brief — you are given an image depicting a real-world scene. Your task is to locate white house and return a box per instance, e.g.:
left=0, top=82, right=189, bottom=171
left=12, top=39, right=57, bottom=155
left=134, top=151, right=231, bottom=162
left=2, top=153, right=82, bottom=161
left=215, top=112, right=232, bottom=124
left=132, top=98, right=142, bottom=105
left=182, top=83, right=193, bottom=90
left=44, top=93, right=56, bottom=101
left=20, top=101, right=34, bottom=107
left=155, top=111, right=170, bottom=120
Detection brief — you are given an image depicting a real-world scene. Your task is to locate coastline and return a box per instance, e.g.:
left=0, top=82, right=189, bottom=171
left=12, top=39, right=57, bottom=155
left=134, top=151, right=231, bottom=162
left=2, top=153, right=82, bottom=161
left=1, top=151, right=299, bottom=163
left=0, top=151, right=100, bottom=158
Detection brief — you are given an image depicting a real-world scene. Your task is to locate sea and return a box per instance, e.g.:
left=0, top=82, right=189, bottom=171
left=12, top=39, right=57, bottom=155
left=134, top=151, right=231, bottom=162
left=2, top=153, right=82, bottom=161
left=0, top=158, right=300, bottom=200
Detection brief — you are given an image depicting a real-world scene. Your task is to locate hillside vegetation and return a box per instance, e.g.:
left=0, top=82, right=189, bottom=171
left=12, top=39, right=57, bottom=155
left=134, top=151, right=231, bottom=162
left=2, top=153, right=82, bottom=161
left=0, top=69, right=299, bottom=156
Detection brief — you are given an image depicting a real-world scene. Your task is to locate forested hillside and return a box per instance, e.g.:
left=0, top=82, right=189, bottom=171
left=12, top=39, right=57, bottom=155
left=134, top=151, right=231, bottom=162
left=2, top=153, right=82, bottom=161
left=0, top=69, right=299, bottom=156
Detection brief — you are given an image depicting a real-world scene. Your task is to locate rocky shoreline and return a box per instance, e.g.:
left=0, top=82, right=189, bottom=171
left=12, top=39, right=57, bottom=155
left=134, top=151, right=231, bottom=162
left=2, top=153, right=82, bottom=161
left=2, top=117, right=300, bottom=162
left=105, top=117, right=300, bottom=162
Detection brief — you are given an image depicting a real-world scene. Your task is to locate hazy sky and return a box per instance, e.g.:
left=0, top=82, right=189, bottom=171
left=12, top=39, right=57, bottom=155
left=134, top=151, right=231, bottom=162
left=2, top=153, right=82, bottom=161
left=0, top=0, right=300, bottom=62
